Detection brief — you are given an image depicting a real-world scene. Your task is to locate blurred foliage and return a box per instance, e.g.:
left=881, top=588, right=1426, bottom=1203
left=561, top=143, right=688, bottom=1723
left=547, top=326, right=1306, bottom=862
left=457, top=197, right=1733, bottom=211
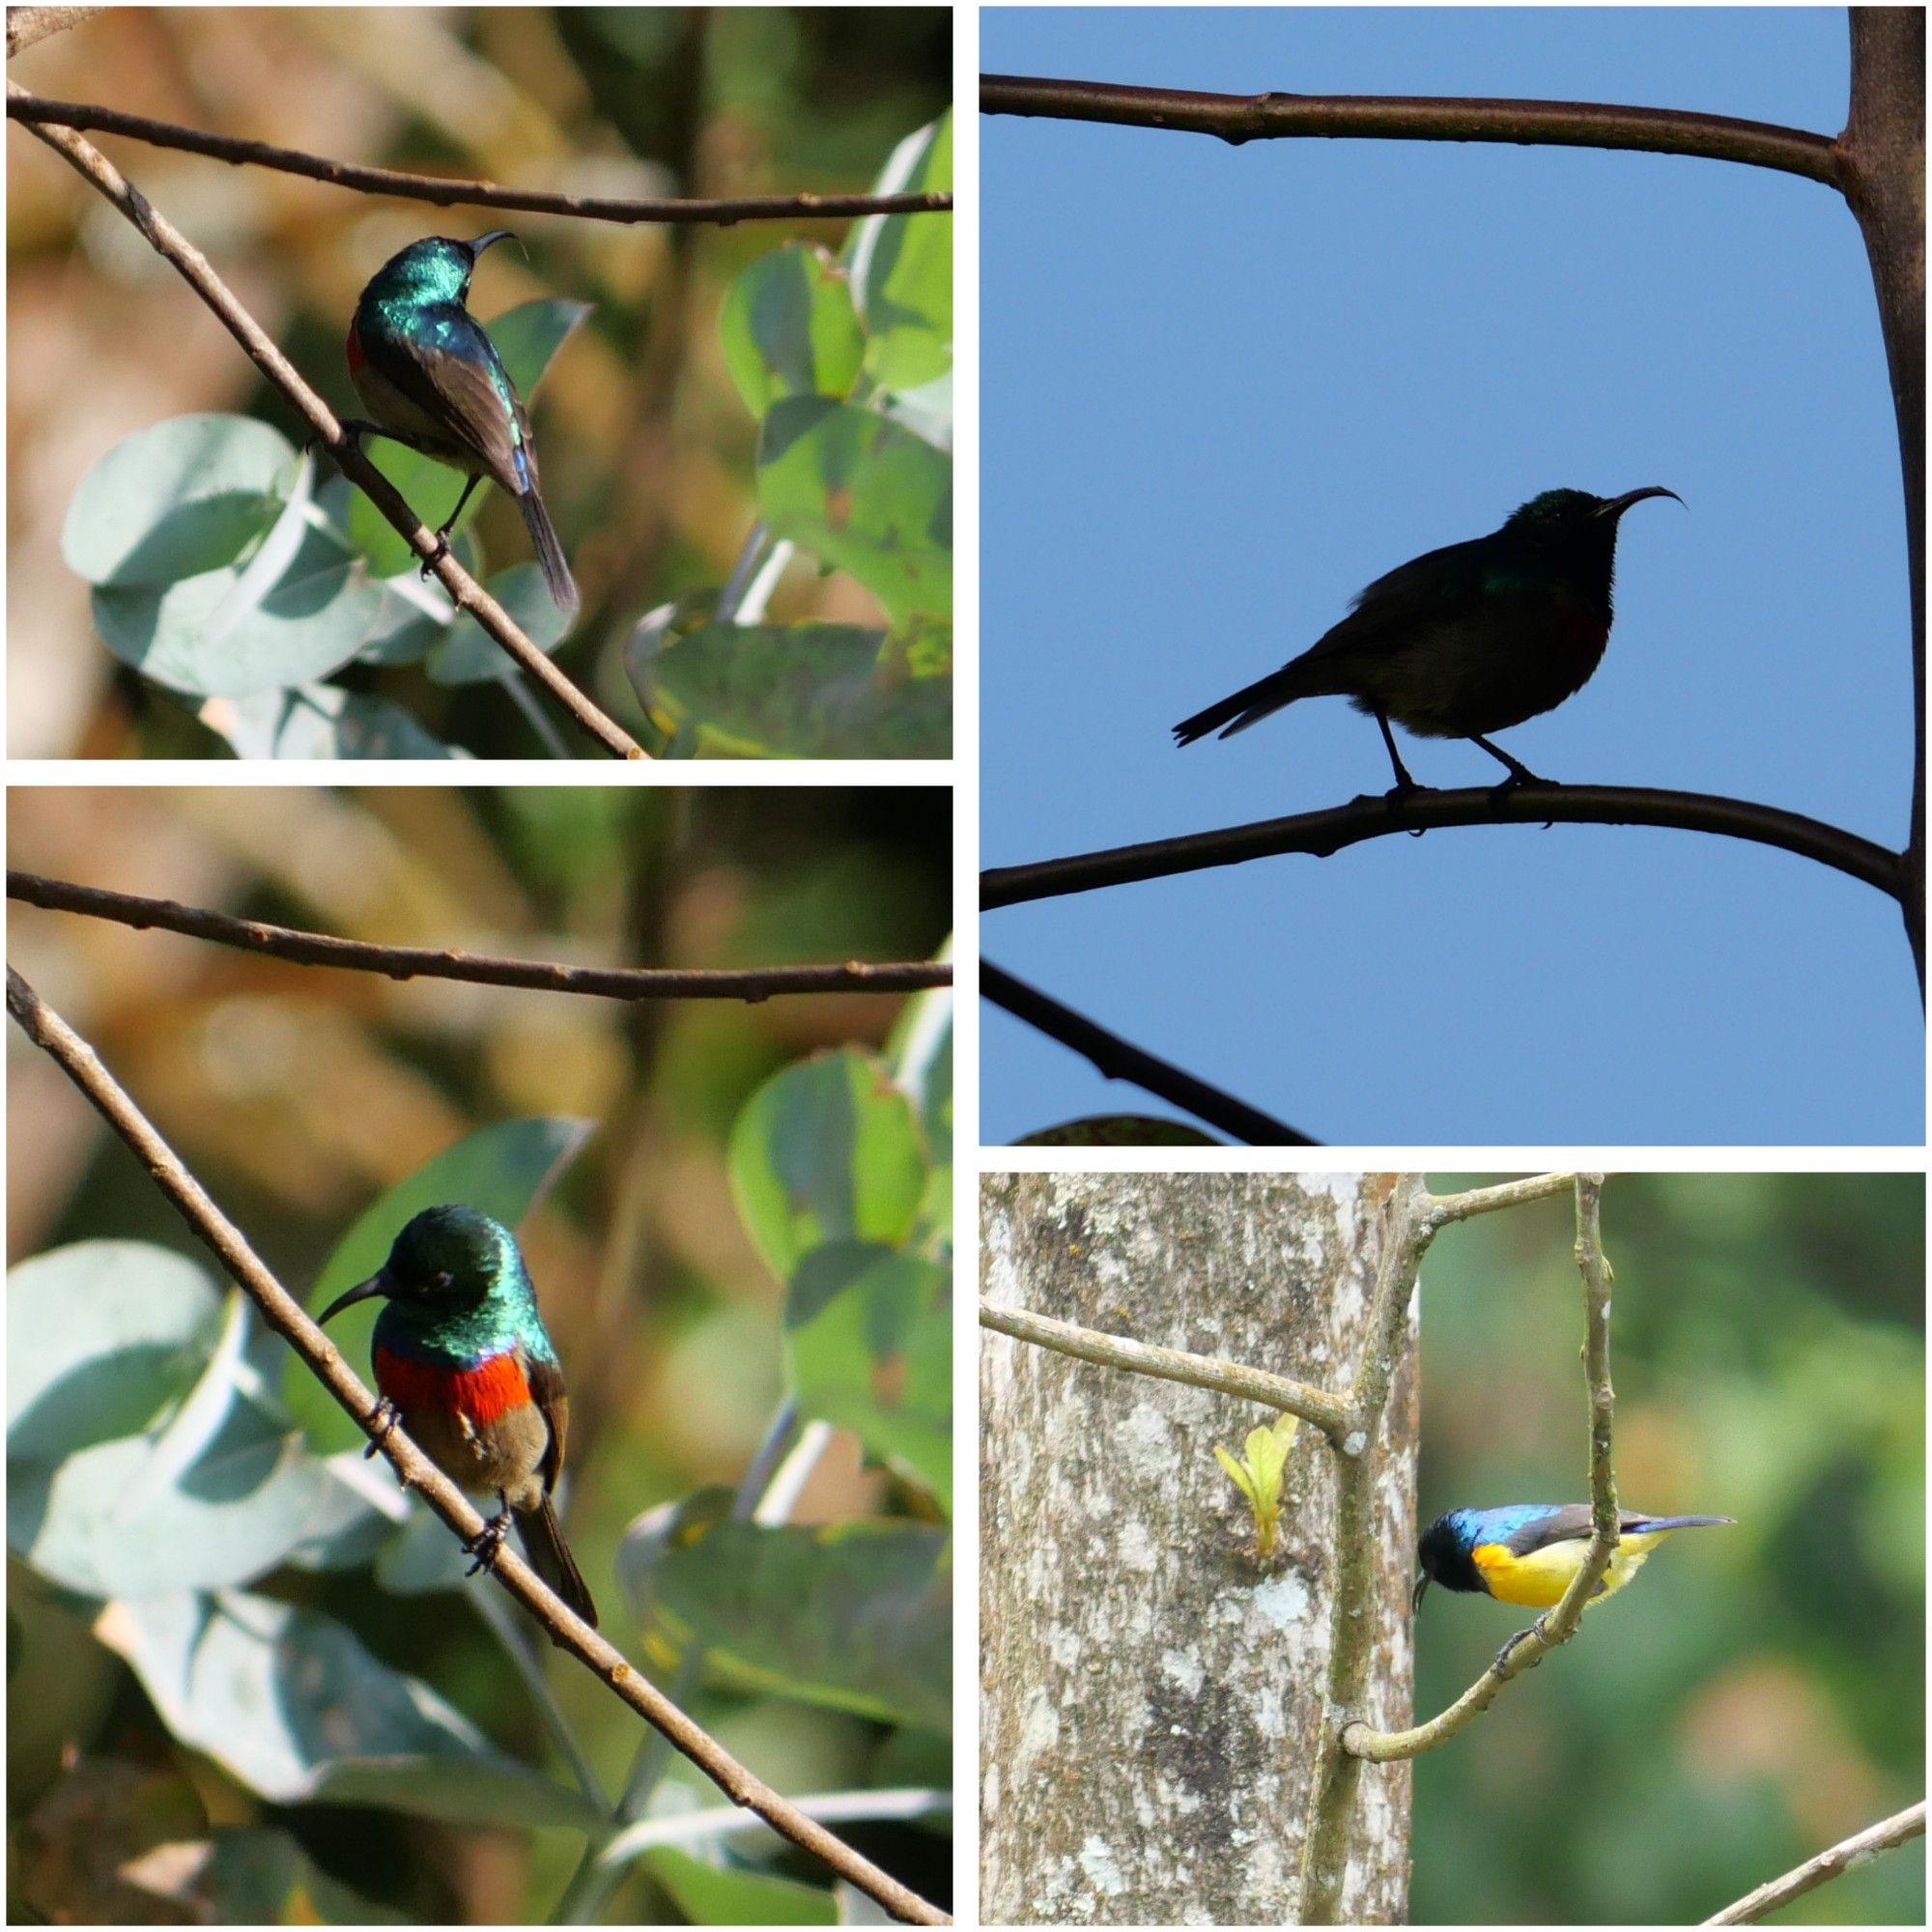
left=1412, top=1174, right=1922, bottom=1926
left=8, top=6, right=951, bottom=758
left=6, top=783, right=952, bottom=1923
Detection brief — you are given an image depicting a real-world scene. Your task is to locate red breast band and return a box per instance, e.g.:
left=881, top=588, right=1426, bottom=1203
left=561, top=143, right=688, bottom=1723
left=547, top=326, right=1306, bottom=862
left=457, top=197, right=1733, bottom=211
left=374, top=1343, right=531, bottom=1427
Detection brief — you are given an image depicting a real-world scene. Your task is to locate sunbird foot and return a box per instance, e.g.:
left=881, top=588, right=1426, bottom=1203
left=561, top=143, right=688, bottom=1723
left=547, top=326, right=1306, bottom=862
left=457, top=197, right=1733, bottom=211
left=463, top=1503, right=515, bottom=1577
left=361, top=1395, right=401, bottom=1460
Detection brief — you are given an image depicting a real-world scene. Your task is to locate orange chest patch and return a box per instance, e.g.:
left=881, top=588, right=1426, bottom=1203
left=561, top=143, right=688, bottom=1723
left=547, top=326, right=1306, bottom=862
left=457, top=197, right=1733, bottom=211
left=374, top=1344, right=531, bottom=1428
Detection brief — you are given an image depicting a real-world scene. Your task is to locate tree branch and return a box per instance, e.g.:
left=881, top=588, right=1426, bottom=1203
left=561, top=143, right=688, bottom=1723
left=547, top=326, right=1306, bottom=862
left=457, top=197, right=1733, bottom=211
left=1427, top=1172, right=1579, bottom=1224
left=978, top=1299, right=1354, bottom=1441
left=9, top=81, right=645, bottom=761
left=1702, top=1800, right=1927, bottom=1925
left=980, top=73, right=1840, bottom=185
left=6, top=6, right=102, bottom=57
left=982, top=959, right=1317, bottom=1146
left=8, top=870, right=950, bottom=1003
left=6, top=90, right=952, bottom=225
left=3, top=964, right=947, bottom=1926
left=982, top=784, right=1905, bottom=911
left=1342, top=1175, right=1621, bottom=1764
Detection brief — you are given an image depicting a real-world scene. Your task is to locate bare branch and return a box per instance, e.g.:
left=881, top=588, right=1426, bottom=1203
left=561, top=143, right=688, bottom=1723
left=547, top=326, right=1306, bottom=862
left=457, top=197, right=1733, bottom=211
left=8, top=870, right=950, bottom=1004
left=7, top=89, right=952, bottom=225
left=1703, top=1800, right=1927, bottom=1925
left=1427, top=1173, right=1578, bottom=1223
left=8, top=82, right=645, bottom=761
left=3, top=964, right=947, bottom=1926
left=980, top=73, right=1840, bottom=185
left=6, top=7, right=102, bottom=57
left=982, top=784, right=1905, bottom=911
left=982, top=959, right=1317, bottom=1147
left=1342, top=1175, right=1621, bottom=1764
left=980, top=1299, right=1353, bottom=1440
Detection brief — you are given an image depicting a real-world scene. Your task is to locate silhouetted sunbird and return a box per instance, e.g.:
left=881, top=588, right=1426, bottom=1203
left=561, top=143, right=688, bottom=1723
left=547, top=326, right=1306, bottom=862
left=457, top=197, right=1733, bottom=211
left=345, top=230, right=579, bottom=611
left=319, top=1204, right=598, bottom=1628
left=1173, top=487, right=1681, bottom=789
left=1413, top=1504, right=1732, bottom=1614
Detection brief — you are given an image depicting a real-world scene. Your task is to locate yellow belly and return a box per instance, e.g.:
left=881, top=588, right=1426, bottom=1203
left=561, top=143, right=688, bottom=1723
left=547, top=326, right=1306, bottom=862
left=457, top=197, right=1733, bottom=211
left=1471, top=1530, right=1668, bottom=1609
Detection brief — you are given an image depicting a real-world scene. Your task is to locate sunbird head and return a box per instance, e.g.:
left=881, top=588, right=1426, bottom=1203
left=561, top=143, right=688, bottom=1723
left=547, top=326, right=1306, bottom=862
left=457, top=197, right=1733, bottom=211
left=1412, top=1508, right=1486, bottom=1610
left=362, top=230, right=518, bottom=308
left=1506, top=485, right=1684, bottom=536
left=318, top=1204, right=524, bottom=1323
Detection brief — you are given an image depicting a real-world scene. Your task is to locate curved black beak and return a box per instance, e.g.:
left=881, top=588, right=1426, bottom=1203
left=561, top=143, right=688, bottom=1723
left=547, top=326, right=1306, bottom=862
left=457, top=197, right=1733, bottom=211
left=1599, top=485, right=1684, bottom=520
left=1411, top=1569, right=1432, bottom=1614
left=317, top=1270, right=389, bottom=1326
left=468, top=228, right=520, bottom=261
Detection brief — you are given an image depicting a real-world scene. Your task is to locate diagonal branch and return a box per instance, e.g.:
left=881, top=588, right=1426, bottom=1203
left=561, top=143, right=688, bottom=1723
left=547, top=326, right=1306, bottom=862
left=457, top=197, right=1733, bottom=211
left=982, top=959, right=1317, bottom=1146
left=6, top=90, right=953, bottom=225
left=978, top=1299, right=1354, bottom=1440
left=10, top=83, right=644, bottom=761
left=3, top=963, right=947, bottom=1927
left=1702, top=1799, right=1927, bottom=1926
left=9, top=870, right=950, bottom=1003
left=982, top=784, right=1905, bottom=911
left=980, top=74, right=1840, bottom=185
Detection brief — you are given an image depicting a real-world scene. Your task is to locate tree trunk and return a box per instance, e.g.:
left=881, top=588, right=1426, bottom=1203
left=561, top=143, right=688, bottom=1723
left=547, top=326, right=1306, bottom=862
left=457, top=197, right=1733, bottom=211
left=980, top=1172, right=1416, bottom=1924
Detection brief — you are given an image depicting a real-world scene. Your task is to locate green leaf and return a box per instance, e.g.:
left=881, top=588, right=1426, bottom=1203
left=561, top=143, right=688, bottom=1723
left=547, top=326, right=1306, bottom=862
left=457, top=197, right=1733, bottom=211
left=845, top=115, right=952, bottom=395
left=291, top=1119, right=593, bottom=1448
left=342, top=298, right=589, bottom=582
left=756, top=397, right=951, bottom=626
left=646, top=1849, right=836, bottom=1926
left=64, top=413, right=296, bottom=587
left=630, top=617, right=951, bottom=759
left=104, top=1589, right=598, bottom=1826
left=728, top=1050, right=926, bottom=1280
left=425, top=562, right=572, bottom=684
left=1213, top=1444, right=1257, bottom=1505
left=786, top=1243, right=951, bottom=1511
left=629, top=1517, right=951, bottom=1730
left=199, top=684, right=471, bottom=760
left=92, top=521, right=392, bottom=698
left=722, top=245, right=866, bottom=416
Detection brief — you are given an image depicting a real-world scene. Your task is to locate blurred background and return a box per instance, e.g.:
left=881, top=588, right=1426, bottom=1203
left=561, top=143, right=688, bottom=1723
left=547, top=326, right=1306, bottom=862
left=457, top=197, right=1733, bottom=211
left=1413, top=1173, right=1923, bottom=1924
left=7, top=7, right=951, bottom=756
left=7, top=784, right=952, bottom=1920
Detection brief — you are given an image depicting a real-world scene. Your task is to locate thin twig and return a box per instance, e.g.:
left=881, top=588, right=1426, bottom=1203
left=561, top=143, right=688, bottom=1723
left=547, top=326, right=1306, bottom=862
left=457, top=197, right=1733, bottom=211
left=982, top=785, right=1905, bottom=911
left=1342, top=1175, right=1620, bottom=1764
left=7, top=90, right=952, bottom=224
left=1427, top=1173, right=1578, bottom=1224
left=980, top=73, right=1840, bottom=185
left=9, top=83, right=644, bottom=760
left=979, top=1300, right=1353, bottom=1441
left=9, top=870, right=950, bottom=1003
left=3, top=964, right=947, bottom=1927
left=1702, top=1800, right=1927, bottom=1925
left=982, top=959, right=1316, bottom=1146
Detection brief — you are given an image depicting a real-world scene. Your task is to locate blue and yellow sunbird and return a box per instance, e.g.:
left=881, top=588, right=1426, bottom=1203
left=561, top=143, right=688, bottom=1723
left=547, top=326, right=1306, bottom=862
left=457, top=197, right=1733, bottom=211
left=1413, top=1504, right=1733, bottom=1613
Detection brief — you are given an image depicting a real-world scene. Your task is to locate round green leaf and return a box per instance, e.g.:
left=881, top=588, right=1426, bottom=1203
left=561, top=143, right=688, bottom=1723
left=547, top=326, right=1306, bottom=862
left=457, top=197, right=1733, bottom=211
left=722, top=244, right=866, bottom=416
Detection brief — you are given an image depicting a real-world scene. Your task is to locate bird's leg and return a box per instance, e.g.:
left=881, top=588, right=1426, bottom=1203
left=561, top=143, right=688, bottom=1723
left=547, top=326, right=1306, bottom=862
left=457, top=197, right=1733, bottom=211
left=415, top=475, right=484, bottom=580
left=361, top=1396, right=402, bottom=1460
left=464, top=1493, right=516, bottom=1577
left=1493, top=1613, right=1554, bottom=1674
left=1469, top=734, right=1548, bottom=789
left=1375, top=711, right=1422, bottom=796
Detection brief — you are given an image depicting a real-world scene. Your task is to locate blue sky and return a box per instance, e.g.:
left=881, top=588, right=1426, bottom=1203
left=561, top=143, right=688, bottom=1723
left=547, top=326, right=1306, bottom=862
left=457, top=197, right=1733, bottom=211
left=980, top=8, right=1919, bottom=1147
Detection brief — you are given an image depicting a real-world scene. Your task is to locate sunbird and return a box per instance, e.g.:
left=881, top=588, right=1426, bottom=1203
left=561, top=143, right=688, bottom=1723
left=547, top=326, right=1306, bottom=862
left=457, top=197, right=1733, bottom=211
left=1173, top=486, right=1681, bottom=790
left=319, top=1204, right=597, bottom=1628
left=344, top=229, right=579, bottom=611
left=1413, top=1503, right=1733, bottom=1614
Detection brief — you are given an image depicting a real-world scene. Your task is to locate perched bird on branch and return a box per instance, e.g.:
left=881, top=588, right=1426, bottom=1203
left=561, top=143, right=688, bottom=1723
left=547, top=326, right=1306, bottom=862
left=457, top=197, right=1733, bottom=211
left=1413, top=1502, right=1732, bottom=1615
left=1173, top=487, right=1681, bottom=789
left=344, top=230, right=579, bottom=611
left=319, top=1204, right=597, bottom=1630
